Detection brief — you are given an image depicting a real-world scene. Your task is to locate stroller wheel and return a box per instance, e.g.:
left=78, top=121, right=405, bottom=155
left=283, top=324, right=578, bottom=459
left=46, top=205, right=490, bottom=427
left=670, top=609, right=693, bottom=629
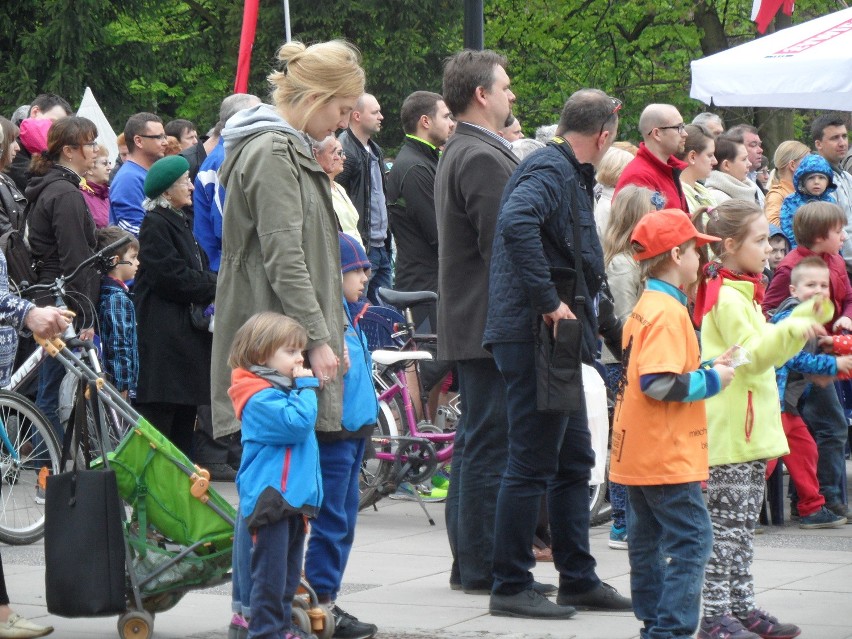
left=313, top=605, right=335, bottom=639
left=118, top=610, right=154, bottom=639
left=292, top=606, right=311, bottom=632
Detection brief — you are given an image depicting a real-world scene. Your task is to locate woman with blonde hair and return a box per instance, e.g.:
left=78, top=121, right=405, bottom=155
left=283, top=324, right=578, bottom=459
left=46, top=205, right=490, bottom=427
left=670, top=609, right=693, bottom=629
left=765, top=140, right=809, bottom=227
left=594, top=146, right=634, bottom=237
left=601, top=184, right=661, bottom=551
left=210, top=39, right=376, bottom=639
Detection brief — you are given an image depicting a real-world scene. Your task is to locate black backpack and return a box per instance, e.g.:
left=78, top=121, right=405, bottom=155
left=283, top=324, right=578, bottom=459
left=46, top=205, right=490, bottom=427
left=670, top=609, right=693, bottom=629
left=0, top=177, right=37, bottom=294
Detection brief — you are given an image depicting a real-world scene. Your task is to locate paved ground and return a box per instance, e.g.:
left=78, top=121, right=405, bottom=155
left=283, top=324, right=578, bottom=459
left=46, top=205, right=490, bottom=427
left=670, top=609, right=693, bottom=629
left=3, top=464, right=851, bottom=639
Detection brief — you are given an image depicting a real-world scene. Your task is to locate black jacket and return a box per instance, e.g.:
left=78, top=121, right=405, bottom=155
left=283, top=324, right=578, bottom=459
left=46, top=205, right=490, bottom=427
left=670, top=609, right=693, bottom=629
left=336, top=128, right=389, bottom=249
left=25, top=166, right=99, bottom=324
left=434, top=123, right=519, bottom=360
left=483, top=140, right=606, bottom=364
left=386, top=136, right=440, bottom=327
left=7, top=142, right=31, bottom=194
left=134, top=205, right=217, bottom=405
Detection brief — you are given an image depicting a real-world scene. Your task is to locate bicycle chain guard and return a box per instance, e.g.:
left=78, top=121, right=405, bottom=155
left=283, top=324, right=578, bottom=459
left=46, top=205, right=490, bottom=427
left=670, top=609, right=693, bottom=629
left=391, top=436, right=439, bottom=485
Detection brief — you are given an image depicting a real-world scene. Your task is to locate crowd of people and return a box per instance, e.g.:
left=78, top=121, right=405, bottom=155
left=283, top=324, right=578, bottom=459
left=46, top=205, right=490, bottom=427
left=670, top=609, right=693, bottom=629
left=2, top=37, right=852, bottom=639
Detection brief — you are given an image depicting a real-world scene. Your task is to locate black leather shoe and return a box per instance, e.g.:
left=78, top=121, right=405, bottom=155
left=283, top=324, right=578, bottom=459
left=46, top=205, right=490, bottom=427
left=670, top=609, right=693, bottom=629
left=464, top=580, right=556, bottom=596
left=532, top=580, right=557, bottom=596
left=490, top=589, right=577, bottom=619
left=556, top=582, right=632, bottom=611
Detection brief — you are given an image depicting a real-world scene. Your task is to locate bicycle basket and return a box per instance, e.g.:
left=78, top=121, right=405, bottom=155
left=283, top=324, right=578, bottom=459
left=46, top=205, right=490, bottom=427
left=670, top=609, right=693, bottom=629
left=360, top=305, right=406, bottom=351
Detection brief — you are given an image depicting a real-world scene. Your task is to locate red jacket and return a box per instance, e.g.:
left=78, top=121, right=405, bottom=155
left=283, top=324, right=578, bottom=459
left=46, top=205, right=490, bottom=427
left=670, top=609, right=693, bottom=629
left=763, top=246, right=852, bottom=327
left=614, top=142, right=689, bottom=212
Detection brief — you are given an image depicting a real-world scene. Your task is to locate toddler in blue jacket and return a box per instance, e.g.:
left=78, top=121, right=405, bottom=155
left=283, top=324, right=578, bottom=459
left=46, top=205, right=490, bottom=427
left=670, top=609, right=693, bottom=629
left=228, top=312, right=322, bottom=639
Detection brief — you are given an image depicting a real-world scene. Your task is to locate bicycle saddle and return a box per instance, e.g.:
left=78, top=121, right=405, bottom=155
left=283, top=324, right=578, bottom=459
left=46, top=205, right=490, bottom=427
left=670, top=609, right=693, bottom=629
left=372, top=350, right=433, bottom=366
left=377, top=288, right=438, bottom=308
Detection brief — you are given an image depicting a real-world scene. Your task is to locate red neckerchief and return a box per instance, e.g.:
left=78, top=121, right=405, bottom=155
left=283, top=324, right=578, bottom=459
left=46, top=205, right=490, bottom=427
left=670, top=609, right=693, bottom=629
left=693, top=261, right=765, bottom=327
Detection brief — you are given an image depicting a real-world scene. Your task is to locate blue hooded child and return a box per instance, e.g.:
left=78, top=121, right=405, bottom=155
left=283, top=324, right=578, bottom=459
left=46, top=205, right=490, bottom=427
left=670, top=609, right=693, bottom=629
left=780, top=153, right=837, bottom=249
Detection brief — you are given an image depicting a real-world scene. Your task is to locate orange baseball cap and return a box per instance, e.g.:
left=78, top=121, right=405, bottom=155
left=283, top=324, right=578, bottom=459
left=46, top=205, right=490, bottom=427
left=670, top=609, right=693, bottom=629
left=631, top=209, right=720, bottom=261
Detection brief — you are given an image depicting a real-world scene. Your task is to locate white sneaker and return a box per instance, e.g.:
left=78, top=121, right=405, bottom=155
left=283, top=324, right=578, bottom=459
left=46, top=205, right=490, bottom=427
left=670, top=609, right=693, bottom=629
left=0, top=613, right=53, bottom=638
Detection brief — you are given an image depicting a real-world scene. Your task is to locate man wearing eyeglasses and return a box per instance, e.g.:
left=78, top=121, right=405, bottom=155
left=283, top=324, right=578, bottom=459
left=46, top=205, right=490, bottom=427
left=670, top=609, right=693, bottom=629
left=110, top=112, right=167, bottom=236
left=484, top=89, right=632, bottom=619
left=615, top=103, right=689, bottom=213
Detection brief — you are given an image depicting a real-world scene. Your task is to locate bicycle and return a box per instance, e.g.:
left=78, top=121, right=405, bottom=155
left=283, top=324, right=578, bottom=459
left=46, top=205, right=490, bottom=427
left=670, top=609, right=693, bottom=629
left=0, top=235, right=134, bottom=544
left=358, top=289, right=458, bottom=523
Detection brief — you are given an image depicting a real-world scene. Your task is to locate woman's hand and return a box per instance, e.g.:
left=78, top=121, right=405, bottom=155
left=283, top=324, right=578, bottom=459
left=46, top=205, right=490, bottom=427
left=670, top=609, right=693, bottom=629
left=308, top=343, right=340, bottom=390
left=24, top=306, right=71, bottom=340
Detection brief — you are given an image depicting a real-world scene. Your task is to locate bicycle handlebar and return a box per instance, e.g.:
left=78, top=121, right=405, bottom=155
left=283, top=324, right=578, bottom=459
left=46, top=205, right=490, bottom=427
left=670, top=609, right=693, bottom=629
left=20, top=235, right=132, bottom=295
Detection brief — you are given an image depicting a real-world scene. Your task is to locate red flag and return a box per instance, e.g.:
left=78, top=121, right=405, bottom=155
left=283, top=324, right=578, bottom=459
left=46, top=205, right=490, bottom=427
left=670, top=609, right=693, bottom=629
left=234, top=0, right=260, bottom=93
left=752, top=0, right=796, bottom=34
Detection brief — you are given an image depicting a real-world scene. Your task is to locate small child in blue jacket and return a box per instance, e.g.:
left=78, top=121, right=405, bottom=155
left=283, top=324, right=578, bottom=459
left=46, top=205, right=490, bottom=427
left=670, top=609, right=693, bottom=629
left=228, top=312, right=322, bottom=639
left=780, top=154, right=837, bottom=249
left=303, top=233, right=380, bottom=639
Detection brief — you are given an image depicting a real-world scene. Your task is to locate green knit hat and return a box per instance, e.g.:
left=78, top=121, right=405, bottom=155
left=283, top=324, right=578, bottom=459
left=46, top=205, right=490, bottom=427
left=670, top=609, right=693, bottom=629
left=144, top=155, right=190, bottom=199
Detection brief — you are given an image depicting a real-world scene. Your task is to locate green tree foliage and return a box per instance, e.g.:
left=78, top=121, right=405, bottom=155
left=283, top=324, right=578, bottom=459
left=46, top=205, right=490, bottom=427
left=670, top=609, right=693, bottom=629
left=0, top=0, right=842, bottom=153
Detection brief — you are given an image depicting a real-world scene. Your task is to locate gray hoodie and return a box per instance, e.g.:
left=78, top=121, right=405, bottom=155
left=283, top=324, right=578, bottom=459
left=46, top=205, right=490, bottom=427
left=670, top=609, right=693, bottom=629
left=221, top=103, right=307, bottom=154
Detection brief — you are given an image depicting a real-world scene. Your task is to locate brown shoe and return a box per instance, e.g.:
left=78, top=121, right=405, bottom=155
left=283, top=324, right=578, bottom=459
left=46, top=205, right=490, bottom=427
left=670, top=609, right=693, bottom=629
left=532, top=546, right=553, bottom=562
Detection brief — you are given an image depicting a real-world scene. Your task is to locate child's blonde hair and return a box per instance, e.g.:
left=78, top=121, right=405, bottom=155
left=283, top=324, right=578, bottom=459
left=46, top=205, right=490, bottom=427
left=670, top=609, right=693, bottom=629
left=603, top=185, right=658, bottom=266
left=790, top=255, right=829, bottom=287
left=228, top=312, right=308, bottom=370
left=705, top=199, right=763, bottom=260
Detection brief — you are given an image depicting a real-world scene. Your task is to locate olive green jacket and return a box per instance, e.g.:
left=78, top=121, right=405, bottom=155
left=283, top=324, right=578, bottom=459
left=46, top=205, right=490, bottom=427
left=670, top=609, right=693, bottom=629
left=211, top=105, right=343, bottom=437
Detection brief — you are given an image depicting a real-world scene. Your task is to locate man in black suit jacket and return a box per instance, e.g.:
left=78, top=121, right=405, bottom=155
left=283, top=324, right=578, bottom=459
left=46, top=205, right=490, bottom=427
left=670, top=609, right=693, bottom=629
left=434, top=49, right=530, bottom=604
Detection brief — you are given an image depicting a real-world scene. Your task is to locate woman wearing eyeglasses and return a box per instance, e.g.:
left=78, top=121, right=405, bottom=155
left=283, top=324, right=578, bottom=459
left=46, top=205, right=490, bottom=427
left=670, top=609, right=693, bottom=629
left=313, top=135, right=363, bottom=247
left=25, top=116, right=101, bottom=440
left=133, top=155, right=216, bottom=459
left=80, top=145, right=112, bottom=228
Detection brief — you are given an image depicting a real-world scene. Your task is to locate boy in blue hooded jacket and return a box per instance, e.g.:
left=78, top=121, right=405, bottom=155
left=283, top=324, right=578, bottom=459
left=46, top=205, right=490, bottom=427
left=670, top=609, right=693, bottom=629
left=780, top=154, right=837, bottom=249
left=228, top=312, right=322, bottom=639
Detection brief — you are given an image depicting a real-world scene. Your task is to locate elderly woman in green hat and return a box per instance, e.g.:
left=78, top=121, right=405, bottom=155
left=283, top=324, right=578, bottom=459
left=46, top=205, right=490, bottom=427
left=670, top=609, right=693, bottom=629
left=133, top=154, right=217, bottom=457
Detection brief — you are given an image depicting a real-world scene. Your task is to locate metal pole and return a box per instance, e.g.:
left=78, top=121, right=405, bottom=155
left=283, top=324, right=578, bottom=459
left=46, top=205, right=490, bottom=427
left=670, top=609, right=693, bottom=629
left=463, top=0, right=483, bottom=50
left=283, top=0, right=292, bottom=42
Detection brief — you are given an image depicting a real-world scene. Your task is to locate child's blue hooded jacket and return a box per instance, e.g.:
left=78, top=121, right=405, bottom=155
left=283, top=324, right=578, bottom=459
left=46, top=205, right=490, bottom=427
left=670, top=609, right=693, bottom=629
left=780, top=154, right=837, bottom=248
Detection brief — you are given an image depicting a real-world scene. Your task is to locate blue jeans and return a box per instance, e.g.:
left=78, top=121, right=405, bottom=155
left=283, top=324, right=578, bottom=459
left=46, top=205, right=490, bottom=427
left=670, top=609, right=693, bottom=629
left=36, top=355, right=65, bottom=445
left=304, top=438, right=366, bottom=601
left=249, top=515, right=305, bottom=639
left=366, top=245, right=393, bottom=306
left=627, top=483, right=712, bottom=639
left=491, top=342, right=598, bottom=596
left=231, top=512, right=252, bottom=617
left=445, top=358, right=508, bottom=590
left=799, top=382, right=848, bottom=505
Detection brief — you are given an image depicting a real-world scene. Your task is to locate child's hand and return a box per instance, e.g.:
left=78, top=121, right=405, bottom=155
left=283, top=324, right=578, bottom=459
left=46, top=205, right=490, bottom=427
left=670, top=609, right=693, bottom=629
left=836, top=355, right=852, bottom=375
left=819, top=336, right=836, bottom=353
left=292, top=365, right=314, bottom=379
left=832, top=316, right=852, bottom=333
left=713, top=363, right=735, bottom=389
left=806, top=374, right=836, bottom=388
left=713, top=345, right=738, bottom=367
left=802, top=322, right=827, bottom=342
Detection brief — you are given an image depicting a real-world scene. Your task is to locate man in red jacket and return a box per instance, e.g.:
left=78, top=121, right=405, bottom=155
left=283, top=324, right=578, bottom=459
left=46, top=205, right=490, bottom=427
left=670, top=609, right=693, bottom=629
left=614, top=103, right=689, bottom=212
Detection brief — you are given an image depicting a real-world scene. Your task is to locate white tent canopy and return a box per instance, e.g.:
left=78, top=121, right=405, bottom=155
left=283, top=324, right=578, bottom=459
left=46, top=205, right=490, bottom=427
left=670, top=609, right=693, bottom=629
left=690, top=6, right=852, bottom=110
left=76, top=87, right=119, bottom=163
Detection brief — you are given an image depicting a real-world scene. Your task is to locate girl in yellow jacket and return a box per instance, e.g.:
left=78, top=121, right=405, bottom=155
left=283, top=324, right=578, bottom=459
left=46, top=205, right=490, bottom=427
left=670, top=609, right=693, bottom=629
left=694, top=200, right=830, bottom=639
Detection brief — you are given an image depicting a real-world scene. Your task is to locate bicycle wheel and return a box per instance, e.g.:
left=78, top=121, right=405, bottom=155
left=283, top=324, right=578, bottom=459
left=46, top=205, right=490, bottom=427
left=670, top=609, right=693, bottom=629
left=61, top=373, right=128, bottom=466
left=0, top=390, right=62, bottom=545
left=589, top=457, right=612, bottom=527
left=359, top=394, right=403, bottom=511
